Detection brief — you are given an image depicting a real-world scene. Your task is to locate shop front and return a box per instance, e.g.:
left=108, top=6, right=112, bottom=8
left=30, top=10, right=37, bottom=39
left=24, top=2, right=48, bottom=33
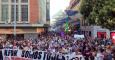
left=0, top=27, right=45, bottom=40
left=97, top=32, right=106, bottom=39
left=0, top=24, right=47, bottom=40
left=81, top=26, right=110, bottom=39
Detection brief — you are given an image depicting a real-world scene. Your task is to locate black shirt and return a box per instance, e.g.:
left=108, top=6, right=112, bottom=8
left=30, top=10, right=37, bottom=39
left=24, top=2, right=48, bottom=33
left=0, top=44, right=3, bottom=60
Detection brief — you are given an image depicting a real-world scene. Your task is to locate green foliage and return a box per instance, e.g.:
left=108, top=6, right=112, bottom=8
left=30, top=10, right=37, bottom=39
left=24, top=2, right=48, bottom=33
left=80, top=0, right=115, bottom=30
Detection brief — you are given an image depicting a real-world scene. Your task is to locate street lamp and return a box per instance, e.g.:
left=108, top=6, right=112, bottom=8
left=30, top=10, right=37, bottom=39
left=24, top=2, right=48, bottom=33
left=13, top=0, right=17, bottom=40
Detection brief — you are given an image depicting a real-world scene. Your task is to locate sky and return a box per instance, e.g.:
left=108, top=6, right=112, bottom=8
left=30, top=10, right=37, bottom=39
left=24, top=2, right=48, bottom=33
left=50, top=0, right=70, bottom=21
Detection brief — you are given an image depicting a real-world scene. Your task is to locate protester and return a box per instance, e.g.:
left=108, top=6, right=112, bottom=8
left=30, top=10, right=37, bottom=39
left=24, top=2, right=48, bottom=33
left=0, top=32, right=115, bottom=60
left=0, top=41, right=3, bottom=60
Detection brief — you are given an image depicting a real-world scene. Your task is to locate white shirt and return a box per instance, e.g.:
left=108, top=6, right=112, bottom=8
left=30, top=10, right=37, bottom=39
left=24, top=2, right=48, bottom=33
left=95, top=53, right=104, bottom=60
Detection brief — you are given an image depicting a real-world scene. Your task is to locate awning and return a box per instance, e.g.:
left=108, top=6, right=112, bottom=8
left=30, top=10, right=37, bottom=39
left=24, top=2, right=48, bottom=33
left=55, top=17, right=71, bottom=26
left=65, top=10, right=78, bottom=16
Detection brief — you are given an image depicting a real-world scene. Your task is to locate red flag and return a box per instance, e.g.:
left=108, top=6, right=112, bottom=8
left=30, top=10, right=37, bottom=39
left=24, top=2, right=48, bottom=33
left=111, top=32, right=115, bottom=44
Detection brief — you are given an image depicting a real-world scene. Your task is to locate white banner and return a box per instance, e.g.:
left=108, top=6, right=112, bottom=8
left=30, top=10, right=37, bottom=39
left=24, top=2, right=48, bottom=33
left=2, top=49, right=84, bottom=60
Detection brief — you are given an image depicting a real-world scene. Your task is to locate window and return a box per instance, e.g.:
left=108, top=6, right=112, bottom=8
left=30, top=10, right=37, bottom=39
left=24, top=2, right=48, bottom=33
left=2, top=0, right=8, bottom=2
left=11, top=0, right=19, bottom=3
left=21, top=5, right=28, bottom=21
left=21, top=0, right=28, bottom=3
left=11, top=5, right=19, bottom=21
left=0, top=0, right=29, bottom=22
left=1, top=5, right=9, bottom=22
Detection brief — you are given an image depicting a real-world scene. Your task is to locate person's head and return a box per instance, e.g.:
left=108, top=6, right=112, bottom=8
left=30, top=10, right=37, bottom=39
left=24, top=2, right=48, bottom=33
left=99, top=48, right=105, bottom=53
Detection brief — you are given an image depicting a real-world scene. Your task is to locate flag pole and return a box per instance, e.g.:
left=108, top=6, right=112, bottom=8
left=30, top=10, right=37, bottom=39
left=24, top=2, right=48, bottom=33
left=65, top=17, right=69, bottom=33
left=14, top=0, right=16, bottom=40
left=65, top=10, right=69, bottom=33
left=13, top=0, right=16, bottom=60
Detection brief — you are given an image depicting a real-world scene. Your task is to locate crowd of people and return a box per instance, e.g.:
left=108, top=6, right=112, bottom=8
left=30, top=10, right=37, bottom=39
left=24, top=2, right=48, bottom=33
left=0, top=32, right=115, bottom=60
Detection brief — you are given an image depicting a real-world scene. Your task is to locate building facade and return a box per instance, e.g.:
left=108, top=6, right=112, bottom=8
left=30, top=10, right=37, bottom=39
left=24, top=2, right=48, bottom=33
left=0, top=0, right=48, bottom=40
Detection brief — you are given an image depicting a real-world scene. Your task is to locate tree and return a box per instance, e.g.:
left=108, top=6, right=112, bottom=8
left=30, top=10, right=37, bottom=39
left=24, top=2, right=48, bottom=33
left=80, top=0, right=115, bottom=30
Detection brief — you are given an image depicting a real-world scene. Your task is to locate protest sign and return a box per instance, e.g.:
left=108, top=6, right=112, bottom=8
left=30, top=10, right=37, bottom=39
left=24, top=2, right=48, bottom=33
left=2, top=49, right=85, bottom=60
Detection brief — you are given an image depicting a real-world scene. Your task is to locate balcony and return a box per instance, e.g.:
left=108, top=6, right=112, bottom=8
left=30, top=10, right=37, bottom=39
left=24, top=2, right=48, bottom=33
left=0, top=24, right=45, bottom=28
